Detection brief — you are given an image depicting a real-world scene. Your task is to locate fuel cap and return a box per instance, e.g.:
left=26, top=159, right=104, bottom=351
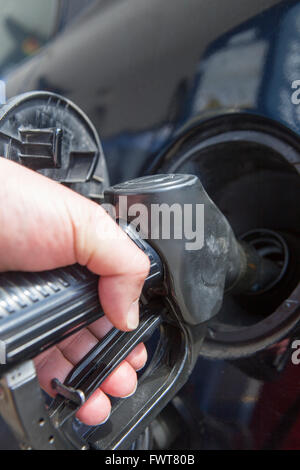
left=0, top=91, right=109, bottom=200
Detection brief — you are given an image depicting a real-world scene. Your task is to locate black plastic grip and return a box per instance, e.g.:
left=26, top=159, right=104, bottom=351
left=0, top=265, right=100, bottom=368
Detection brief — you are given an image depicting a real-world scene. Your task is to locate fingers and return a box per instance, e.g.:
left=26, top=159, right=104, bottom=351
left=58, top=326, right=147, bottom=376
left=76, top=389, right=111, bottom=426
left=35, top=349, right=112, bottom=425
left=125, top=342, right=148, bottom=371
left=36, top=331, right=146, bottom=399
left=58, top=328, right=98, bottom=364
left=35, top=343, right=140, bottom=425
left=35, top=320, right=147, bottom=425
left=57, top=323, right=147, bottom=395
left=74, top=357, right=144, bottom=425
left=0, top=158, right=150, bottom=331
left=100, top=361, right=137, bottom=397
left=87, top=315, right=114, bottom=337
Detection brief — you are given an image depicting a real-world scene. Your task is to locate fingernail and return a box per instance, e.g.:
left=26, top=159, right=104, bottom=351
left=99, top=410, right=111, bottom=426
left=122, top=382, right=137, bottom=399
left=127, top=299, right=139, bottom=330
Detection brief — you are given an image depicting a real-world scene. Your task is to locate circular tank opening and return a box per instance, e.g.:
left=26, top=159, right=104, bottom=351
left=157, top=114, right=300, bottom=357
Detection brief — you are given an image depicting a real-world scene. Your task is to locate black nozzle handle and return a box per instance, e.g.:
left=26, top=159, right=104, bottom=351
left=0, top=265, right=100, bottom=369
left=0, top=236, right=163, bottom=371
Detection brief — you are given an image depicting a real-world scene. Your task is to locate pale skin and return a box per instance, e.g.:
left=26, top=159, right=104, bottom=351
left=0, top=158, right=150, bottom=426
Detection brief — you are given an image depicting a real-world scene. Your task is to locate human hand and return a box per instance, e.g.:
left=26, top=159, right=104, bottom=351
left=0, top=158, right=150, bottom=425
